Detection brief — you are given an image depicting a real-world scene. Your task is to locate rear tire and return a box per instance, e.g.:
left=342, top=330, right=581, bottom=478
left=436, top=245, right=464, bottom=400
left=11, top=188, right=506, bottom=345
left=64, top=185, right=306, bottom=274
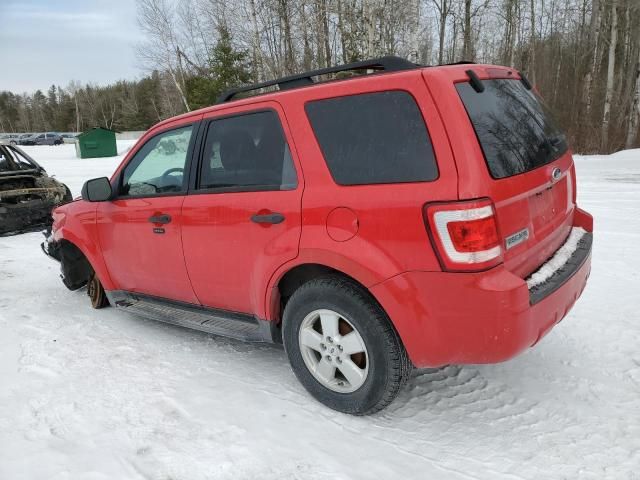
left=87, top=271, right=109, bottom=309
left=282, top=275, right=412, bottom=415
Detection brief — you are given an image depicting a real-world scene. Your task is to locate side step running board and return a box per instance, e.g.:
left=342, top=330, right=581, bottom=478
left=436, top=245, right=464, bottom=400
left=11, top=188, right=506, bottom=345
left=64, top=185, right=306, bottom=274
left=105, top=291, right=276, bottom=343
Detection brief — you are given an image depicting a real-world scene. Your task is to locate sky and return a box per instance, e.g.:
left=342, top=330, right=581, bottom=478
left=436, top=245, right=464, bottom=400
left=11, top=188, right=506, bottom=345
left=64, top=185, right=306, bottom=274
left=0, top=0, right=143, bottom=93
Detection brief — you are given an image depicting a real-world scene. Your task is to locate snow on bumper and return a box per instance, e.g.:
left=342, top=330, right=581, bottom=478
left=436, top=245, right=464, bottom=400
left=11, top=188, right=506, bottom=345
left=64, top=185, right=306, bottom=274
left=527, top=227, right=592, bottom=304
left=371, top=218, right=593, bottom=368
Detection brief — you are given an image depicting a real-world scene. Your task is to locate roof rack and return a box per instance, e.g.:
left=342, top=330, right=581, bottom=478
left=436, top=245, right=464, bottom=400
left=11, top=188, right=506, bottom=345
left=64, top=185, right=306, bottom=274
left=216, top=55, right=419, bottom=103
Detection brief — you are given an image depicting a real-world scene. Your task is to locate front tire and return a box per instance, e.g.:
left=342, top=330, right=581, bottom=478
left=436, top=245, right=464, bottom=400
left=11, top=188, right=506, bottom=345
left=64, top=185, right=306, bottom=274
left=87, top=271, right=109, bottom=309
left=282, top=276, right=412, bottom=415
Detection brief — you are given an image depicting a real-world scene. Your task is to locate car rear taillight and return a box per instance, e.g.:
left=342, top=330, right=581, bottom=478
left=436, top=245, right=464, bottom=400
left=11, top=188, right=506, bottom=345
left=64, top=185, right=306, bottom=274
left=424, top=199, right=503, bottom=271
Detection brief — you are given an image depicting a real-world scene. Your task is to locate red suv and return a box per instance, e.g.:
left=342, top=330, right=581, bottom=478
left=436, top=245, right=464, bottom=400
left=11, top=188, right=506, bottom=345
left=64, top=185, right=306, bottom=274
left=43, top=57, right=593, bottom=414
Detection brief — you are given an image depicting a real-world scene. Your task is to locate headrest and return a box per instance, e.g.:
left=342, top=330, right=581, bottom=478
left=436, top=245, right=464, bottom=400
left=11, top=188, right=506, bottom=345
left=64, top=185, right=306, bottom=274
left=219, top=130, right=258, bottom=171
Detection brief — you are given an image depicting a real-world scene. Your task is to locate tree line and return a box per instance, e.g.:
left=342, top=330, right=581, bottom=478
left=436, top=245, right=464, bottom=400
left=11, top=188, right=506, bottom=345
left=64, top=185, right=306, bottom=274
left=0, top=73, right=186, bottom=135
left=1, top=0, right=638, bottom=154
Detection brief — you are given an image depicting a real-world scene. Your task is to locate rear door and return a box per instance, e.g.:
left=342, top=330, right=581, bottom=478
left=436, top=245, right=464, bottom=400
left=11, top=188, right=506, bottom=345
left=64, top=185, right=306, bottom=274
left=181, top=102, right=303, bottom=316
left=432, top=68, right=575, bottom=278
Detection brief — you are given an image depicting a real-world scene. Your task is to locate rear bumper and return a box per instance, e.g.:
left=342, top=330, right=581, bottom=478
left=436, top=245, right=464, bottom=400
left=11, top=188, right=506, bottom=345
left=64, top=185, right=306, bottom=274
left=371, top=209, right=593, bottom=368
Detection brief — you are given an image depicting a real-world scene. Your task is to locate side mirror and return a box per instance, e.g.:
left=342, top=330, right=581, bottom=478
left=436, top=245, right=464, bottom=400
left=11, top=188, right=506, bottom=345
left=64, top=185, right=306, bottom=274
left=81, top=177, right=112, bottom=202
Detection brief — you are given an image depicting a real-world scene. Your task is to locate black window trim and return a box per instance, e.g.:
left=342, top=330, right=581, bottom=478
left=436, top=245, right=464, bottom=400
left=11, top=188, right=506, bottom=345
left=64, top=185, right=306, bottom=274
left=112, top=121, right=202, bottom=200
left=304, top=88, right=440, bottom=187
left=189, top=107, right=299, bottom=196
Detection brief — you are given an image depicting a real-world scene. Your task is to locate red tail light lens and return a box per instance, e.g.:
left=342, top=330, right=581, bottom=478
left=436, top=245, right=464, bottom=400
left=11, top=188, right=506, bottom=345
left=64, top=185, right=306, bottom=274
left=446, top=216, right=500, bottom=252
left=424, top=199, right=503, bottom=271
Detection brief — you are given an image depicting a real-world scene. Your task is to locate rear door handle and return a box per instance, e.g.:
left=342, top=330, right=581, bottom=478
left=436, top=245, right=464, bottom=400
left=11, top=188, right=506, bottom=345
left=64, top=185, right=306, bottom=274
left=148, top=214, right=172, bottom=224
left=251, top=212, right=285, bottom=224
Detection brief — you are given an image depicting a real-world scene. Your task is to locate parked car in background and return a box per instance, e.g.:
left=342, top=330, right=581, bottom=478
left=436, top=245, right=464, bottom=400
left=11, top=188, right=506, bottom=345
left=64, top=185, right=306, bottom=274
left=0, top=134, right=21, bottom=145
left=0, top=144, right=72, bottom=235
left=16, top=133, right=35, bottom=145
left=32, top=132, right=64, bottom=146
left=43, top=56, right=593, bottom=415
left=61, top=133, right=79, bottom=144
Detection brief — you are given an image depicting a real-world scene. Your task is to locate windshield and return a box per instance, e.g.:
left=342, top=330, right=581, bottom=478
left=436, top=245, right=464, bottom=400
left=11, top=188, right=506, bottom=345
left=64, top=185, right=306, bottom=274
left=456, top=79, right=568, bottom=179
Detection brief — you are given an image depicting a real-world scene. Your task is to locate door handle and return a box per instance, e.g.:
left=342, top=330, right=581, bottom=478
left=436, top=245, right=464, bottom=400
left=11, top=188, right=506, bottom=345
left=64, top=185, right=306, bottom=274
left=148, top=214, right=172, bottom=224
left=251, top=212, right=285, bottom=224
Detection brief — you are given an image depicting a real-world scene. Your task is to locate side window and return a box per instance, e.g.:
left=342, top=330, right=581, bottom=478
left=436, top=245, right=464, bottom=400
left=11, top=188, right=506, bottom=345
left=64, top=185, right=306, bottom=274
left=8, top=146, right=36, bottom=170
left=198, top=110, right=297, bottom=191
left=305, top=91, right=438, bottom=185
left=0, top=147, right=13, bottom=171
left=121, top=125, right=193, bottom=197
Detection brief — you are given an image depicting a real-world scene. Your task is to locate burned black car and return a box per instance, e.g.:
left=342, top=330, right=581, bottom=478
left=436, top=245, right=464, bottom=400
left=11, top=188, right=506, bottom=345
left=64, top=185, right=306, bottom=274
left=0, top=144, right=71, bottom=235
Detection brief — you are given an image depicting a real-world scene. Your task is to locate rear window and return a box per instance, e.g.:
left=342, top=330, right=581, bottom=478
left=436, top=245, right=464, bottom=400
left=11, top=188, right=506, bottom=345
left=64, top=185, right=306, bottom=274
left=305, top=91, right=438, bottom=185
left=456, top=79, right=568, bottom=179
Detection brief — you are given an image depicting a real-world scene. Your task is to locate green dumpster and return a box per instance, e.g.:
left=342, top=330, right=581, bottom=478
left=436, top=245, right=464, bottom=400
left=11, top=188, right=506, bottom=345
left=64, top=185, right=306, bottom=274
left=75, top=127, right=117, bottom=158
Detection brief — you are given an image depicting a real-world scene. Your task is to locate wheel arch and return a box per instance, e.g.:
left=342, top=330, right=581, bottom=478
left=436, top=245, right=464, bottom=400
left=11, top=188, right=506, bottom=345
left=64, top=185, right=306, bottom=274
left=265, top=254, right=391, bottom=325
left=55, top=228, right=114, bottom=290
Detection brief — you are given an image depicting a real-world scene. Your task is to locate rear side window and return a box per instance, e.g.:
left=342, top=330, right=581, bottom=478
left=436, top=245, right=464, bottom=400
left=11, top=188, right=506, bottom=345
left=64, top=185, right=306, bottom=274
left=306, top=91, right=438, bottom=185
left=456, top=79, right=568, bottom=179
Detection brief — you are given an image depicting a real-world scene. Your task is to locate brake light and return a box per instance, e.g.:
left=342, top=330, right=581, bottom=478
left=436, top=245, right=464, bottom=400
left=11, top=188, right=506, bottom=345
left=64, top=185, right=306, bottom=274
left=424, top=199, right=503, bottom=271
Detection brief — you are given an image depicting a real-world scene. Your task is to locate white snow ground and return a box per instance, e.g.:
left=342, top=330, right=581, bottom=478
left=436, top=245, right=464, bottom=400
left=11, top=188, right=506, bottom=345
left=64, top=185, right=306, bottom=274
left=1, top=143, right=639, bottom=480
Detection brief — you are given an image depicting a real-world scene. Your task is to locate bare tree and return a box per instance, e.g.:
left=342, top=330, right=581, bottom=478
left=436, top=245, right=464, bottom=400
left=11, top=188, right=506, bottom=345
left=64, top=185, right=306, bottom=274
left=137, top=0, right=190, bottom=111
left=625, top=45, right=640, bottom=148
left=584, top=0, right=602, bottom=118
left=432, top=0, right=452, bottom=64
left=601, top=0, right=618, bottom=150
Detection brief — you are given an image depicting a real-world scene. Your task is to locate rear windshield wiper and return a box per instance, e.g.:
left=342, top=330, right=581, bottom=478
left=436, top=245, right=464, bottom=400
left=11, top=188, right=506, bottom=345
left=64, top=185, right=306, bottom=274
left=465, top=69, right=485, bottom=93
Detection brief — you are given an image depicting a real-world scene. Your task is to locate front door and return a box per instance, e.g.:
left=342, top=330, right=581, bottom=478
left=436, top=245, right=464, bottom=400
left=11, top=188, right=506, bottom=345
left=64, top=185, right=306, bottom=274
left=181, top=104, right=303, bottom=315
left=97, top=123, right=199, bottom=303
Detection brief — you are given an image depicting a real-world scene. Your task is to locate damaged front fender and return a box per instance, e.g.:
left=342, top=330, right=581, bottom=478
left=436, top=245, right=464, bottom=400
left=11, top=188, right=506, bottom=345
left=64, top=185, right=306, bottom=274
left=41, top=233, right=91, bottom=291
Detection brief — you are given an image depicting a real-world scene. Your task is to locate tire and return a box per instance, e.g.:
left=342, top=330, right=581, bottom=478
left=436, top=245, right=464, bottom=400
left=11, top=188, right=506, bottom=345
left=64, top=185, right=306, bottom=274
left=87, top=271, right=109, bottom=309
left=282, top=275, right=412, bottom=415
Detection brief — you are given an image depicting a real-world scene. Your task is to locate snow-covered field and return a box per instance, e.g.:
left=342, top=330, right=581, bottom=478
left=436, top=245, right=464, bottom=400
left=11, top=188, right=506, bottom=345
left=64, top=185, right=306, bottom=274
left=1, top=143, right=639, bottom=480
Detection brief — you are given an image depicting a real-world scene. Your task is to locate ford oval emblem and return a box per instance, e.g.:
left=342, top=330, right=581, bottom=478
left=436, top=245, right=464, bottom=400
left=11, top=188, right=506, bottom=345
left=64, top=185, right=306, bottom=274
left=551, top=167, right=561, bottom=182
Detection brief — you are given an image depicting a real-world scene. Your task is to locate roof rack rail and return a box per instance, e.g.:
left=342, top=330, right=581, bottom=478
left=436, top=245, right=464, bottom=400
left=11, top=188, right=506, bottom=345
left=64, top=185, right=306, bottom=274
left=216, top=55, right=419, bottom=103
left=444, top=60, right=476, bottom=65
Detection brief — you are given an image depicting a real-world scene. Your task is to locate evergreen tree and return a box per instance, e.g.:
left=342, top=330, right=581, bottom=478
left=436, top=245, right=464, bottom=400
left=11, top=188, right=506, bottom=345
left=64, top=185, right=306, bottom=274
left=186, top=26, right=251, bottom=110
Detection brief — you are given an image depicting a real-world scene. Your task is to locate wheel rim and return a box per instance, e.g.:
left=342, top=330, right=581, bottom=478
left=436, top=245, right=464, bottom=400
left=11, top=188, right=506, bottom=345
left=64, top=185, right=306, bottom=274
left=298, top=309, right=369, bottom=393
left=87, top=274, right=101, bottom=307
